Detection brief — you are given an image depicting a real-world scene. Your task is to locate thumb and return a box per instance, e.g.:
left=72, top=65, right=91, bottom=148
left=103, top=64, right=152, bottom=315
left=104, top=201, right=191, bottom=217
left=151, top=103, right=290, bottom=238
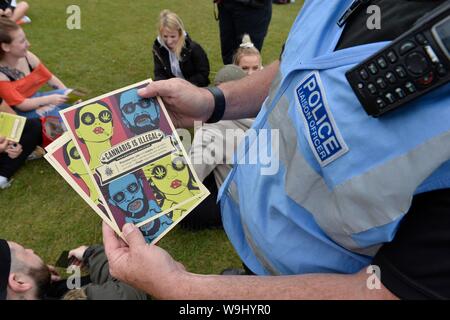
left=122, top=223, right=146, bottom=248
left=138, top=80, right=172, bottom=98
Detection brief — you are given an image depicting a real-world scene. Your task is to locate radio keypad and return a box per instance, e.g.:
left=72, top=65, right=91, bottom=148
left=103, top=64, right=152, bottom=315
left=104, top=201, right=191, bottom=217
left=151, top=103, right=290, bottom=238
left=400, top=41, right=417, bottom=55
left=387, top=51, right=398, bottom=63
left=395, top=66, right=407, bottom=78
left=386, top=72, right=397, bottom=84
left=415, top=33, right=428, bottom=45
left=368, top=63, right=378, bottom=75
left=345, top=4, right=450, bottom=117
left=350, top=38, right=444, bottom=114
left=359, top=68, right=369, bottom=80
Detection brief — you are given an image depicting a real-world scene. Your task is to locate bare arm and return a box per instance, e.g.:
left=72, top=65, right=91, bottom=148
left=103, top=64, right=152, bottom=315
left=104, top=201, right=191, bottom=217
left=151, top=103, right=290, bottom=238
left=138, top=61, right=279, bottom=128
left=219, top=61, right=279, bottom=121
left=103, top=223, right=397, bottom=300
left=12, top=52, right=67, bottom=111
left=169, top=269, right=397, bottom=300
left=15, top=94, right=68, bottom=112
left=47, top=75, right=67, bottom=90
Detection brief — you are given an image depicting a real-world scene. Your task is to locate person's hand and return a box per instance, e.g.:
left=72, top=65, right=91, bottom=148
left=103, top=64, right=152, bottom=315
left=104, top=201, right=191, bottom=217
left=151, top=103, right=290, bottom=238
left=138, top=78, right=214, bottom=128
left=0, top=136, right=8, bottom=153
left=68, top=245, right=88, bottom=267
left=47, top=265, right=62, bottom=282
left=3, top=8, right=12, bottom=17
left=6, top=142, right=22, bottom=159
left=103, top=222, right=186, bottom=298
left=46, top=94, right=68, bottom=106
left=36, top=105, right=56, bottom=117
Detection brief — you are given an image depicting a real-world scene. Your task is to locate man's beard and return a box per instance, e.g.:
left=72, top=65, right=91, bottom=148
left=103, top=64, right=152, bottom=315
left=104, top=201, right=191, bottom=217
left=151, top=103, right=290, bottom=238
left=125, top=197, right=149, bottom=220
left=131, top=116, right=159, bottom=134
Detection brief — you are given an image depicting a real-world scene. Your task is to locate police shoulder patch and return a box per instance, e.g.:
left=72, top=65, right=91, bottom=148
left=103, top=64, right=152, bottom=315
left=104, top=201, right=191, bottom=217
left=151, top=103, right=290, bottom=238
left=295, top=71, right=349, bottom=167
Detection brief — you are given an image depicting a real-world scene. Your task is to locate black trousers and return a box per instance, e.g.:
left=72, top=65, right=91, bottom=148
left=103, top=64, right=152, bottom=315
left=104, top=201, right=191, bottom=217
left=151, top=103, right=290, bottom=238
left=218, top=0, right=272, bottom=65
left=179, top=171, right=223, bottom=230
left=0, top=118, right=42, bottom=179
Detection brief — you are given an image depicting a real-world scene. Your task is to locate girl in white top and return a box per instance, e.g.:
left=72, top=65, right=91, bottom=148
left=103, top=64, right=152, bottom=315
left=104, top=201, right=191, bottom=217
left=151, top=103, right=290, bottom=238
left=190, top=34, right=263, bottom=186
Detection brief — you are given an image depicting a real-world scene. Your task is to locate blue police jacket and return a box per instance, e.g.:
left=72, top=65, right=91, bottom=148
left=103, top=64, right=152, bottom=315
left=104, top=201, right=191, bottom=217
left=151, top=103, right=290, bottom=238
left=219, top=0, right=450, bottom=276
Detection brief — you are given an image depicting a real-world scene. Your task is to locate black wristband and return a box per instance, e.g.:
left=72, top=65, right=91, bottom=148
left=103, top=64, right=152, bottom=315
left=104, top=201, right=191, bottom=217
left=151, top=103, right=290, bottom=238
left=205, top=86, right=226, bottom=123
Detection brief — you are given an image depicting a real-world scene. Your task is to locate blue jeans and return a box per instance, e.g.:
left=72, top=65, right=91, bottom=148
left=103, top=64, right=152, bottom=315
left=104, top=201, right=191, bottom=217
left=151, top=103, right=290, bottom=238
left=16, top=89, right=71, bottom=119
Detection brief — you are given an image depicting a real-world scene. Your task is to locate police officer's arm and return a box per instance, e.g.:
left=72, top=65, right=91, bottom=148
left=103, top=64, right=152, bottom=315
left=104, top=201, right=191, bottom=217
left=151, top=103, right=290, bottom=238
left=138, top=61, right=279, bottom=128
left=103, top=222, right=398, bottom=300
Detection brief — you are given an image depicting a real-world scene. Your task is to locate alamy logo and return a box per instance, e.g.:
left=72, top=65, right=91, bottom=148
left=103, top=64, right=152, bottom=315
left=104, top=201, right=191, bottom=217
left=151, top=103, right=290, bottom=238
left=66, top=265, right=81, bottom=289
left=366, top=265, right=381, bottom=290
left=189, top=122, right=280, bottom=176
left=66, top=5, right=81, bottom=30
left=295, top=72, right=349, bottom=167
left=367, top=5, right=381, bottom=30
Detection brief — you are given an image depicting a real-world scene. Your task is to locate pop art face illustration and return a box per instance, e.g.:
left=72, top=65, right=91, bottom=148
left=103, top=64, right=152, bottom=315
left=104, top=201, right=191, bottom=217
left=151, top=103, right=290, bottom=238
left=107, top=173, right=160, bottom=221
left=62, top=139, right=101, bottom=204
left=75, top=102, right=113, bottom=143
left=119, top=89, right=160, bottom=135
left=140, top=214, right=173, bottom=243
left=63, top=140, right=87, bottom=176
left=145, top=153, right=191, bottom=196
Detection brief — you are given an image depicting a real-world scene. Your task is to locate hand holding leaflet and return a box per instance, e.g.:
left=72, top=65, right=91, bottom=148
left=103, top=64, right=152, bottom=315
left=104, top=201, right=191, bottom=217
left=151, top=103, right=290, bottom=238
left=46, top=80, right=209, bottom=244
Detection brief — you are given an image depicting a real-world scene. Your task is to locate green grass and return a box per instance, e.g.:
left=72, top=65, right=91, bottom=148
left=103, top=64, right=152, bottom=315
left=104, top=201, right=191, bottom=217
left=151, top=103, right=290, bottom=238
left=0, top=0, right=303, bottom=275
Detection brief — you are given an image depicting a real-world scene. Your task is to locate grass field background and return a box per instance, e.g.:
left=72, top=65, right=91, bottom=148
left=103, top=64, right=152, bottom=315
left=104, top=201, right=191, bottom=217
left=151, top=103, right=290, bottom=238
left=0, top=0, right=303, bottom=275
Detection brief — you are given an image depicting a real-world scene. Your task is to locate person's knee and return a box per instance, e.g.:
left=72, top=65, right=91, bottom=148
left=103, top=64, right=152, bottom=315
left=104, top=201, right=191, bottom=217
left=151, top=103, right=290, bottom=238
left=23, top=119, right=43, bottom=145
left=17, top=2, right=30, bottom=11
left=26, top=118, right=41, bottom=133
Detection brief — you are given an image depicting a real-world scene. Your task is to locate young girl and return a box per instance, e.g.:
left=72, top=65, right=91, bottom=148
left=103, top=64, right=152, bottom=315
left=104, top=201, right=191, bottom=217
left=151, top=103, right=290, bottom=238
left=233, top=34, right=263, bottom=75
left=152, top=10, right=210, bottom=87
left=184, top=35, right=263, bottom=230
left=0, top=18, right=69, bottom=120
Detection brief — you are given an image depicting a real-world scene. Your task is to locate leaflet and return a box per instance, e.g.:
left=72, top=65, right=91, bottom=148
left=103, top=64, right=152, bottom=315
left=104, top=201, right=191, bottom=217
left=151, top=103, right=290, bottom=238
left=50, top=79, right=209, bottom=243
left=0, top=112, right=26, bottom=142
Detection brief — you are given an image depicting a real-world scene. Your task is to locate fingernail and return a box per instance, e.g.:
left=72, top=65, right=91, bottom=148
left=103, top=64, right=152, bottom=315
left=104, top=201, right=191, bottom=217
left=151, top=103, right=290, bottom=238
left=123, top=223, right=135, bottom=236
left=137, top=88, right=145, bottom=96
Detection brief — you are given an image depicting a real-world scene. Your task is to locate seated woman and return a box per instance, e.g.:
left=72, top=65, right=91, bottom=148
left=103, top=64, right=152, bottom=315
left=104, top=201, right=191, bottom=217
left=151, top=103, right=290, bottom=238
left=152, top=10, right=210, bottom=87
left=0, top=100, right=41, bottom=189
left=0, top=18, right=69, bottom=120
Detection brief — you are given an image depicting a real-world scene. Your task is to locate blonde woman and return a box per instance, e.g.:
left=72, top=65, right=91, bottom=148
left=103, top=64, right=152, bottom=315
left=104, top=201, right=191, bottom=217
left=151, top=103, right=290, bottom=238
left=152, top=10, right=210, bottom=87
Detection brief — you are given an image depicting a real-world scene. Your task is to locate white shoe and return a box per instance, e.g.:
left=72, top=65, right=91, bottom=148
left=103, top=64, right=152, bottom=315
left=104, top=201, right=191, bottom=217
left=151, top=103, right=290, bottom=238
left=17, top=16, right=31, bottom=25
left=0, top=177, right=12, bottom=189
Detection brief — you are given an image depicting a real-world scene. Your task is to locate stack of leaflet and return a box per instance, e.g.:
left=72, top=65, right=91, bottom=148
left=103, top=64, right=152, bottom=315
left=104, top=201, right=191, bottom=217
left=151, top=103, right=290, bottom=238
left=45, top=80, right=209, bottom=244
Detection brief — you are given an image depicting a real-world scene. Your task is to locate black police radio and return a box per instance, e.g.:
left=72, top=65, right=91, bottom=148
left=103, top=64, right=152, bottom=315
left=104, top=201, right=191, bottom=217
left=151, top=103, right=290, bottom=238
left=345, top=1, right=450, bottom=117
